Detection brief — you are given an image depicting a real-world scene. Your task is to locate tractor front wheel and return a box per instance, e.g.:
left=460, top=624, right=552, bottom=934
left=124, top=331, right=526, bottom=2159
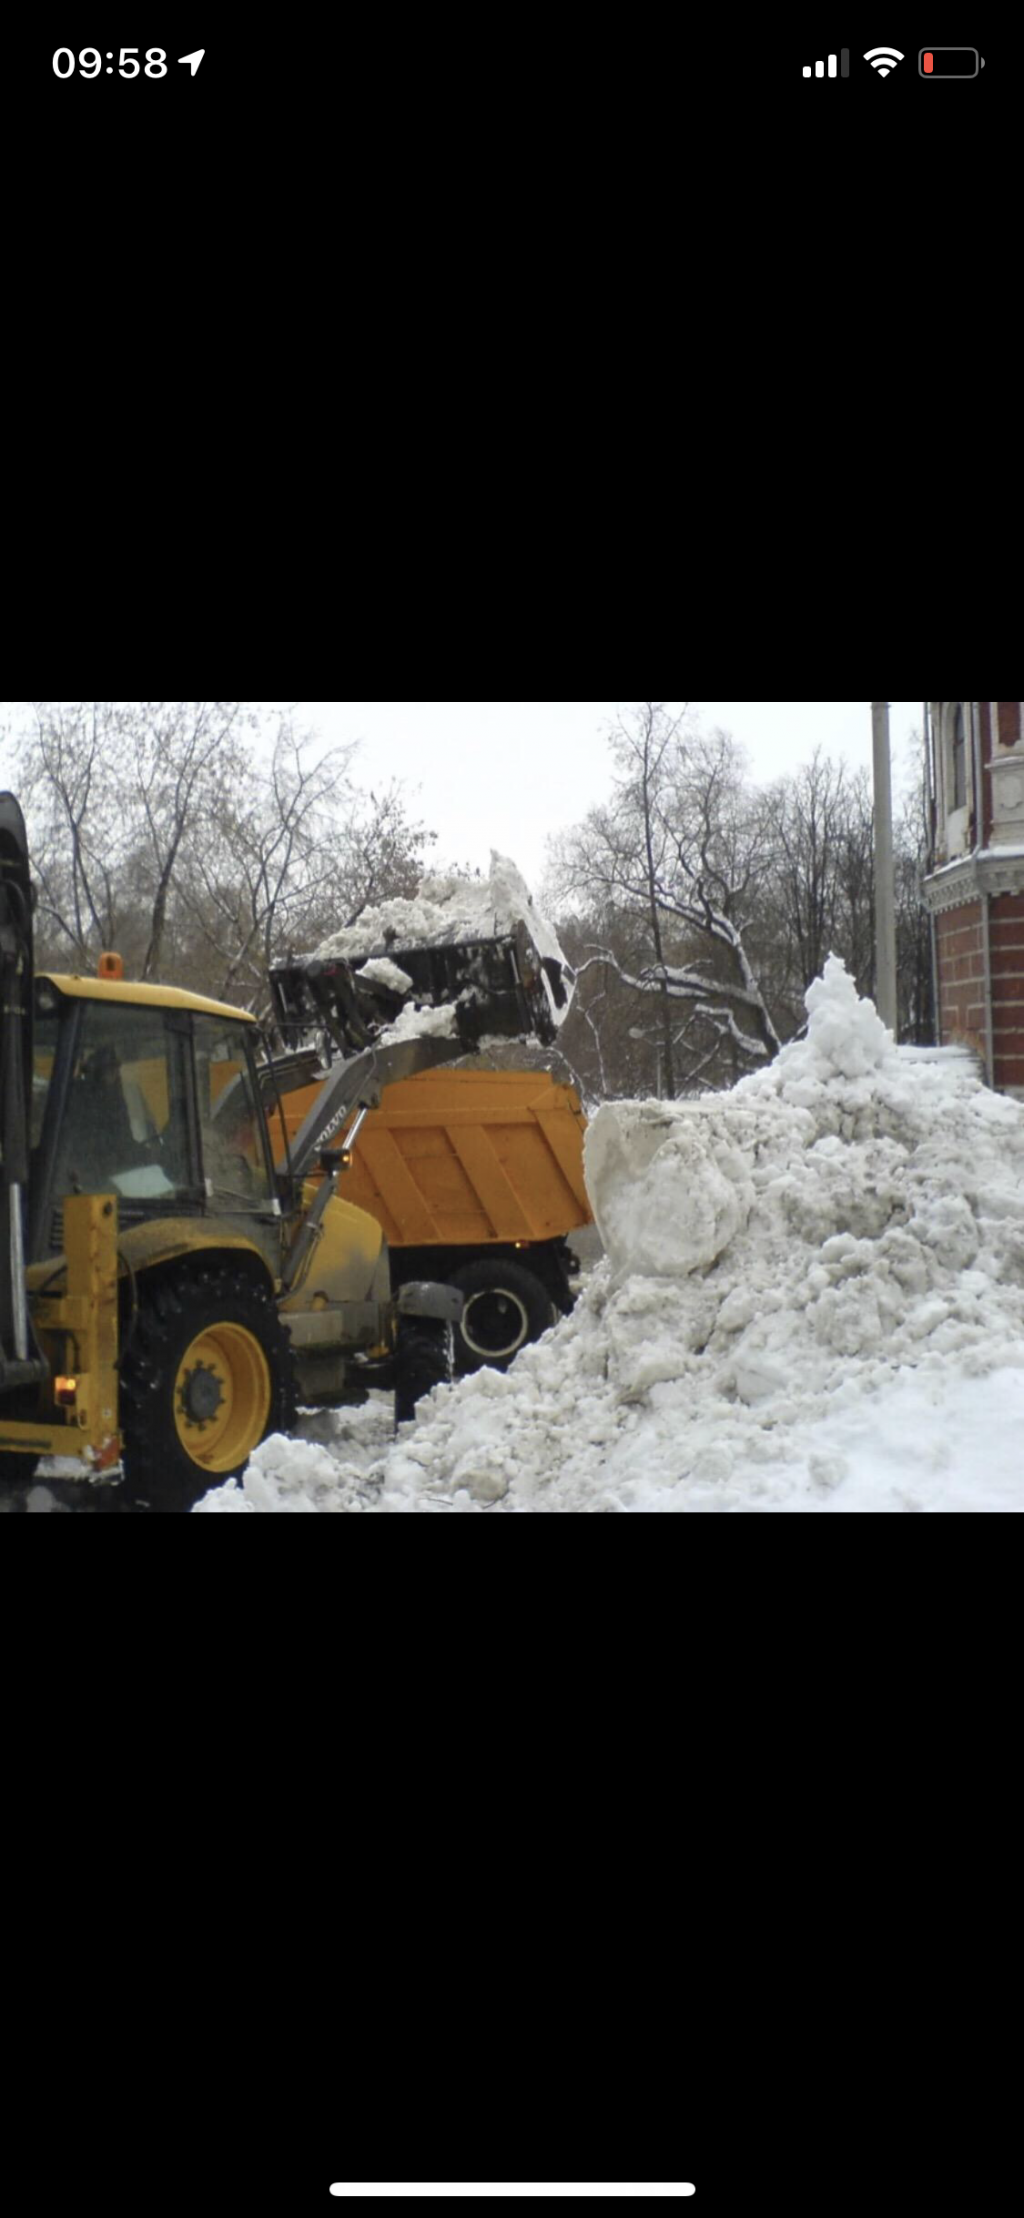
left=119, top=1262, right=296, bottom=1512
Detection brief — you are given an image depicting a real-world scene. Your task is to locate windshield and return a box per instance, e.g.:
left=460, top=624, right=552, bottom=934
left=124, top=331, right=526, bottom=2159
left=47, top=1001, right=195, bottom=1204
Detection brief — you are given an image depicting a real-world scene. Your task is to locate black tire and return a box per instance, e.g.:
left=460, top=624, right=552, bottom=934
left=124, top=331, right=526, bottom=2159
left=118, top=1260, right=297, bottom=1512
left=449, top=1258, right=553, bottom=1373
left=0, top=1452, right=39, bottom=1497
left=394, top=1318, right=454, bottom=1426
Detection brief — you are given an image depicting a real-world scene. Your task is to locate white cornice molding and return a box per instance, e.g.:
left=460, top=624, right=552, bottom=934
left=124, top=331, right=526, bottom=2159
left=923, top=849, right=1024, bottom=913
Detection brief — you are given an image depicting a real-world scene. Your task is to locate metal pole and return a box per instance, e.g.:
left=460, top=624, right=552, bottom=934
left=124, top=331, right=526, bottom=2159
left=924, top=702, right=941, bottom=1046
left=971, top=702, right=995, bottom=1087
left=872, top=701, right=898, bottom=1034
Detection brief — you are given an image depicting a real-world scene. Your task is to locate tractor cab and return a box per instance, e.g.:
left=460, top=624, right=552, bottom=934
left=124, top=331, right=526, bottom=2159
left=27, top=975, right=281, bottom=1265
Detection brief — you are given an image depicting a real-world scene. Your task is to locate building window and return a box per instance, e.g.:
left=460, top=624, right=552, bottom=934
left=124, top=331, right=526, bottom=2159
left=952, top=704, right=967, bottom=811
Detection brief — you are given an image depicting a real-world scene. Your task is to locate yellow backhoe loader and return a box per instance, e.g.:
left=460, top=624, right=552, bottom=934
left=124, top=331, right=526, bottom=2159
left=0, top=794, right=572, bottom=1511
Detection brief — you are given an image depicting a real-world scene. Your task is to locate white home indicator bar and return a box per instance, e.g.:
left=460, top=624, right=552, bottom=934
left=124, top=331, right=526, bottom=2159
left=329, top=2192, right=697, bottom=2202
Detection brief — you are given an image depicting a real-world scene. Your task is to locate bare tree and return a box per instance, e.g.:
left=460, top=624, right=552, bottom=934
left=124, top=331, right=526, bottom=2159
left=177, top=721, right=434, bottom=1020
left=548, top=713, right=936, bottom=1101
left=17, top=702, right=249, bottom=979
left=761, top=750, right=853, bottom=992
left=130, top=703, right=249, bottom=978
left=16, top=703, right=128, bottom=960
left=16, top=704, right=436, bottom=1022
left=754, top=752, right=876, bottom=1033
left=549, top=705, right=780, bottom=1097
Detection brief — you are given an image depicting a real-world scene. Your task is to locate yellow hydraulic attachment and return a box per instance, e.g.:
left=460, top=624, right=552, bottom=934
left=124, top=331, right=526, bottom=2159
left=2, top=1194, right=121, bottom=1471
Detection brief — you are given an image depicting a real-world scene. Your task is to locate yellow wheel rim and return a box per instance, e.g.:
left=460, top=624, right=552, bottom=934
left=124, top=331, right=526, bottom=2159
left=173, top=1323, right=272, bottom=1473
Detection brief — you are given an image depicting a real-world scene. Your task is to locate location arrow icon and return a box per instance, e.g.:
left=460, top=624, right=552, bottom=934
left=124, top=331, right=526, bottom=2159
left=177, top=50, right=205, bottom=75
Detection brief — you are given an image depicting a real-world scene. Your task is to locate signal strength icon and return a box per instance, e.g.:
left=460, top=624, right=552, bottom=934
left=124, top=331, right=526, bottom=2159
left=802, top=50, right=849, bottom=77
left=864, top=47, right=904, bottom=75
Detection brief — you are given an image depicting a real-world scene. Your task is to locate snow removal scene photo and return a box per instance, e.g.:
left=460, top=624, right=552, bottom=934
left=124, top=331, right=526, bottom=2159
left=2, top=699, right=1024, bottom=1513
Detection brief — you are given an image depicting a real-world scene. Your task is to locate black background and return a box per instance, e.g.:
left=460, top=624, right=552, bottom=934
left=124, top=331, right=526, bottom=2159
left=3, top=15, right=1017, bottom=263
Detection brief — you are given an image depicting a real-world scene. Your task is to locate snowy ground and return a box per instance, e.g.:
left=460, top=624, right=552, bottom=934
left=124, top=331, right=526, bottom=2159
left=192, top=957, right=1024, bottom=1514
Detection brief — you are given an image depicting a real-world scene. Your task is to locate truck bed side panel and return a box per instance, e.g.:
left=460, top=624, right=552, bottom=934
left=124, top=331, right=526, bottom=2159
left=277, top=1067, right=592, bottom=1250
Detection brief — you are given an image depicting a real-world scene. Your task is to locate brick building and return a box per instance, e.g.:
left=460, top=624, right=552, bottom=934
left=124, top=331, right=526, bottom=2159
left=922, top=701, right=1024, bottom=1096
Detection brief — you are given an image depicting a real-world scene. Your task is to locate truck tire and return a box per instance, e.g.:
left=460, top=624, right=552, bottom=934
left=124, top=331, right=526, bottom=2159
left=118, top=1261, right=297, bottom=1512
left=450, top=1258, right=553, bottom=1373
left=394, top=1318, right=453, bottom=1425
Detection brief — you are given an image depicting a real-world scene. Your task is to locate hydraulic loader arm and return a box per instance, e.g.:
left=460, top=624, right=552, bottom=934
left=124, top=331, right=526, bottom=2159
left=278, top=1035, right=468, bottom=1184
left=0, top=793, right=48, bottom=1389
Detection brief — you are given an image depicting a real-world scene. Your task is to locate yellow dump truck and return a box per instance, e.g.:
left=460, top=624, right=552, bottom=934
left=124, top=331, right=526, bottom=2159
left=267, top=1060, right=593, bottom=1369
left=267, top=924, right=592, bottom=1370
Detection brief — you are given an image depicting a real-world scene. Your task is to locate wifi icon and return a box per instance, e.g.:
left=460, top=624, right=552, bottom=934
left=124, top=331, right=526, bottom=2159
left=864, top=46, right=904, bottom=75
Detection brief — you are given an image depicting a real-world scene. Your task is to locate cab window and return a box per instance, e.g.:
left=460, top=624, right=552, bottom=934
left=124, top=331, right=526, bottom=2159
left=193, top=1019, right=273, bottom=1208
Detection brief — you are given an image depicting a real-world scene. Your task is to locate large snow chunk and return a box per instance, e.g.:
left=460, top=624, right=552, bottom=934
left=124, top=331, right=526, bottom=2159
left=585, top=1101, right=756, bottom=1278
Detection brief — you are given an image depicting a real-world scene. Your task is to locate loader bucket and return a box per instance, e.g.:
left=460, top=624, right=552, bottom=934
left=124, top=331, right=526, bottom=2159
left=270, top=923, right=571, bottom=1061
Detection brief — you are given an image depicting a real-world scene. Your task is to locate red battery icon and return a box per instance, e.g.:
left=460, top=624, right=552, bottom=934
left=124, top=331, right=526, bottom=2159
left=919, top=49, right=984, bottom=76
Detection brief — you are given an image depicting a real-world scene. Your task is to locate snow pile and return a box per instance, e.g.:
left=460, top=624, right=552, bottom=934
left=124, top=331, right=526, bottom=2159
left=377, top=1001, right=459, bottom=1044
left=311, top=853, right=574, bottom=1045
left=316, top=852, right=569, bottom=976
left=357, top=957, right=414, bottom=995
left=199, top=956, right=1024, bottom=1513
left=194, top=1403, right=394, bottom=1514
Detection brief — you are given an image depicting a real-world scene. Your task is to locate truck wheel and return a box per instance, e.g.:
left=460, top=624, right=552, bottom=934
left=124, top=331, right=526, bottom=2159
left=394, top=1318, right=453, bottom=1425
left=118, top=1262, right=297, bottom=1512
left=450, top=1258, right=553, bottom=1373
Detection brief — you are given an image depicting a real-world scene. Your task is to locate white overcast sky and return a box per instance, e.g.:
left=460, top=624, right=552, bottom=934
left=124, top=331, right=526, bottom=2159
left=283, top=701, right=925, bottom=894
left=1, top=700, right=926, bottom=902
